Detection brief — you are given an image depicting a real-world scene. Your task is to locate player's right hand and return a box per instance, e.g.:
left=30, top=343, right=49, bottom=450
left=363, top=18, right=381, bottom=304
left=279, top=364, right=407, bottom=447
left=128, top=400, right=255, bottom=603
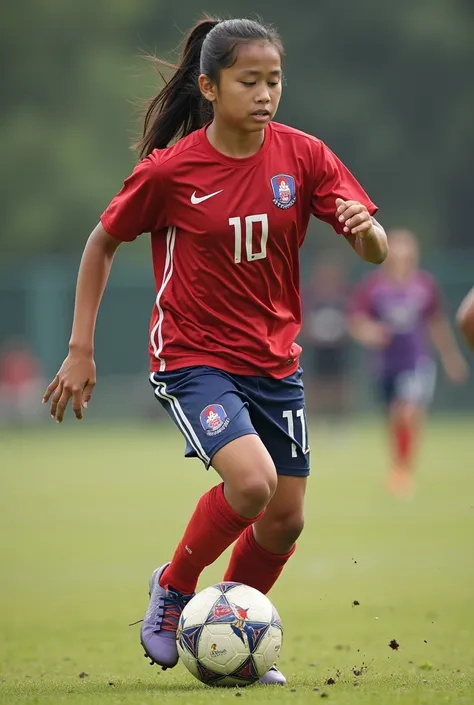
left=351, top=315, right=391, bottom=349
left=368, top=322, right=391, bottom=349
left=42, top=353, right=96, bottom=423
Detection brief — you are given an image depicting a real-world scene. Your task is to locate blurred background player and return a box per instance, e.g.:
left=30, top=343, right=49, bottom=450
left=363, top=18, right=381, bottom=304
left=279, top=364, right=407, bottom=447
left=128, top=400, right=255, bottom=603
left=0, top=338, right=44, bottom=428
left=349, top=229, right=468, bottom=496
left=302, top=258, right=352, bottom=430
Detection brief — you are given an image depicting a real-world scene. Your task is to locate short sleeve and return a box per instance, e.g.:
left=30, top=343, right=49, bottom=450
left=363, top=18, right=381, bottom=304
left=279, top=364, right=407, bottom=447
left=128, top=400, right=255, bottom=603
left=100, top=153, right=165, bottom=242
left=310, top=140, right=378, bottom=234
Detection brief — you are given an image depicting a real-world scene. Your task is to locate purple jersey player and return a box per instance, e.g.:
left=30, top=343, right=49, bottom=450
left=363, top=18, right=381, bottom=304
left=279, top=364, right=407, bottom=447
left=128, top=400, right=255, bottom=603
left=349, top=229, right=468, bottom=496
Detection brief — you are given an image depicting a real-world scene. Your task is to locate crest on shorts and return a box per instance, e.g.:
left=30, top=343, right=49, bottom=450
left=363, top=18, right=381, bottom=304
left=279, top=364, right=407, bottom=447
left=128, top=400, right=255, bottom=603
left=200, top=404, right=230, bottom=436
left=271, top=174, right=296, bottom=209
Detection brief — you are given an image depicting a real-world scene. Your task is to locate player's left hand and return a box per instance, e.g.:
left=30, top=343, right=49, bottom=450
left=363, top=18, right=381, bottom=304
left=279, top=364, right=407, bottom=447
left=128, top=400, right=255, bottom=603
left=336, top=198, right=374, bottom=237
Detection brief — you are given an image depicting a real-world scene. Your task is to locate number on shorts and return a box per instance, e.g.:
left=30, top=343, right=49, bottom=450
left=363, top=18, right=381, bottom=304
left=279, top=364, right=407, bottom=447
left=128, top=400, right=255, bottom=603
left=282, top=408, right=308, bottom=458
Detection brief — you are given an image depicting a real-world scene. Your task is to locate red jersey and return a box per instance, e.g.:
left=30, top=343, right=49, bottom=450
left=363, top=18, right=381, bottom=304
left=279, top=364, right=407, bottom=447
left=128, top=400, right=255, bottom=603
left=101, top=122, right=377, bottom=378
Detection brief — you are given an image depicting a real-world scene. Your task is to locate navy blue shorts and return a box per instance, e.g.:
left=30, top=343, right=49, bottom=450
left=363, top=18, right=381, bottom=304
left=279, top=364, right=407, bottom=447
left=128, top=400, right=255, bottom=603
left=149, top=366, right=310, bottom=477
left=379, top=358, right=437, bottom=407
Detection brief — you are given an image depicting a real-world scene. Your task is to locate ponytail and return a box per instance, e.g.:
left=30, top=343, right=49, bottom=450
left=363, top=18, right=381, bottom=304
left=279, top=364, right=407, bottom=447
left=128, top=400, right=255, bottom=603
left=135, top=17, right=283, bottom=158
left=136, top=18, right=219, bottom=158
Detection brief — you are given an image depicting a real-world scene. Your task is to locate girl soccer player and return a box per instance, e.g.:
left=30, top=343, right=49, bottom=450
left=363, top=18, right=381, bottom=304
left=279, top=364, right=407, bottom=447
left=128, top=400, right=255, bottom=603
left=349, top=229, right=468, bottom=497
left=42, top=17, right=388, bottom=684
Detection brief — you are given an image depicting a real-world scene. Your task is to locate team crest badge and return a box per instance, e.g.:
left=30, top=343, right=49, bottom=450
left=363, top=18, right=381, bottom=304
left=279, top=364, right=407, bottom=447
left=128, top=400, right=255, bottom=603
left=200, top=404, right=230, bottom=436
left=271, top=174, right=296, bottom=209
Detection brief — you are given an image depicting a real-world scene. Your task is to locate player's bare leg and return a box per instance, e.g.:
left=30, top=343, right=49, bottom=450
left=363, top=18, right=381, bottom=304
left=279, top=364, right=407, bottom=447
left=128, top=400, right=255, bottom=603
left=225, top=475, right=307, bottom=684
left=212, top=434, right=278, bottom=519
left=141, top=435, right=277, bottom=670
left=253, top=475, right=306, bottom=555
left=387, top=401, right=422, bottom=497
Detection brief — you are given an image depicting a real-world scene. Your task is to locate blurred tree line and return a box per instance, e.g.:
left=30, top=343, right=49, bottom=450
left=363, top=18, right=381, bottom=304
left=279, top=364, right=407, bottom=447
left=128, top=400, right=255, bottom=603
left=1, top=0, right=473, bottom=260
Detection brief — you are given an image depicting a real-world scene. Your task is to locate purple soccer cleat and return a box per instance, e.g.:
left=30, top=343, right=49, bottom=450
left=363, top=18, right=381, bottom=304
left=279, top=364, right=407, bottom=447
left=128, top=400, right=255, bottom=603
left=140, top=563, right=195, bottom=670
left=259, top=664, right=287, bottom=685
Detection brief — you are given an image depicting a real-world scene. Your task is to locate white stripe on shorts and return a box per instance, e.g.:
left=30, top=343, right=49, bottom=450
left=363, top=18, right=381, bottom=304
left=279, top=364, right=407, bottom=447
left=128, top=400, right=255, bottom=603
left=150, top=373, right=211, bottom=465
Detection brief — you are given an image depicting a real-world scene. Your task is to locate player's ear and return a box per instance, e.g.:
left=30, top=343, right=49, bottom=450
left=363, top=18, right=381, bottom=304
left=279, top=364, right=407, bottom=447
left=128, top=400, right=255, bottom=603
left=199, top=74, right=217, bottom=103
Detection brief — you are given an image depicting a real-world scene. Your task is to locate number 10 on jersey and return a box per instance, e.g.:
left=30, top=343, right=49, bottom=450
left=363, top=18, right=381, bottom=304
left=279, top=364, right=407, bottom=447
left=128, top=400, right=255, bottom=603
left=229, top=214, right=269, bottom=263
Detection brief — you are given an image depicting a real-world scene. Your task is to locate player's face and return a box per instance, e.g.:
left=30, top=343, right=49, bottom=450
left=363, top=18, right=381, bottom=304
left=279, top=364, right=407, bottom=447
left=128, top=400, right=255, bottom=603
left=201, top=41, right=282, bottom=132
left=385, top=237, right=419, bottom=280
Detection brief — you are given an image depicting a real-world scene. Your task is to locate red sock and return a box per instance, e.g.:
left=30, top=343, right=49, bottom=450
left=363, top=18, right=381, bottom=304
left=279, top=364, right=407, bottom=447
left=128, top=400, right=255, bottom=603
left=160, top=483, right=262, bottom=595
left=223, top=525, right=296, bottom=595
left=394, top=421, right=414, bottom=469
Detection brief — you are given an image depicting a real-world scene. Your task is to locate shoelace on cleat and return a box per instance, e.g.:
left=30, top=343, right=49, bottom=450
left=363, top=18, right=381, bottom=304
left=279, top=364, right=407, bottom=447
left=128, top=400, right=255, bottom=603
left=128, top=596, right=181, bottom=632
left=153, top=588, right=193, bottom=633
left=160, top=601, right=182, bottom=632
left=128, top=581, right=194, bottom=631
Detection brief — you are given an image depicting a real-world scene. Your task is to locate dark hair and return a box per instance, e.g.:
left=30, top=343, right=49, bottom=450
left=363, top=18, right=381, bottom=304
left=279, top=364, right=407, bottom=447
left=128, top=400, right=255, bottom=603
left=136, top=17, right=284, bottom=158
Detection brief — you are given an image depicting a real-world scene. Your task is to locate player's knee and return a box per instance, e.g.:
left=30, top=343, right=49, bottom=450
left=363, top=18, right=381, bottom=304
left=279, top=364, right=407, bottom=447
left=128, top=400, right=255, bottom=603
left=235, top=469, right=277, bottom=516
left=395, top=402, right=418, bottom=424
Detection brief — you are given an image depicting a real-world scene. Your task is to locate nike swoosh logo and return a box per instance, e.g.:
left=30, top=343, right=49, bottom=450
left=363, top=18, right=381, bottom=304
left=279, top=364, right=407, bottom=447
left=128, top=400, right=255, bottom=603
left=190, top=189, right=223, bottom=205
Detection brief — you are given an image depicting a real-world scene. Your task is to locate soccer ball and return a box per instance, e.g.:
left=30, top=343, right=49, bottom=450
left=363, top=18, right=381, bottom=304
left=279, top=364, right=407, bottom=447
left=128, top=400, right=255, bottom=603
left=176, top=581, right=283, bottom=687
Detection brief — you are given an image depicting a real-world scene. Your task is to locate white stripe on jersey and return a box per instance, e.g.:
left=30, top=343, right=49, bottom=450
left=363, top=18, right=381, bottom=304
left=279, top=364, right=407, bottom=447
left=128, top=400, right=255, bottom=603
left=149, top=373, right=211, bottom=465
left=150, top=226, right=176, bottom=371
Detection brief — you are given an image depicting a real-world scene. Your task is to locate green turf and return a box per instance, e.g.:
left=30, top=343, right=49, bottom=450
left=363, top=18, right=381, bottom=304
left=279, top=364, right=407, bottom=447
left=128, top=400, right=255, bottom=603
left=1, top=418, right=473, bottom=704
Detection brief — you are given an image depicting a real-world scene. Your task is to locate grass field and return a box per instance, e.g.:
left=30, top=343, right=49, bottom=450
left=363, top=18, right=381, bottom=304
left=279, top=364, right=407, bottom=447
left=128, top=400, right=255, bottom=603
left=1, top=418, right=473, bottom=704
